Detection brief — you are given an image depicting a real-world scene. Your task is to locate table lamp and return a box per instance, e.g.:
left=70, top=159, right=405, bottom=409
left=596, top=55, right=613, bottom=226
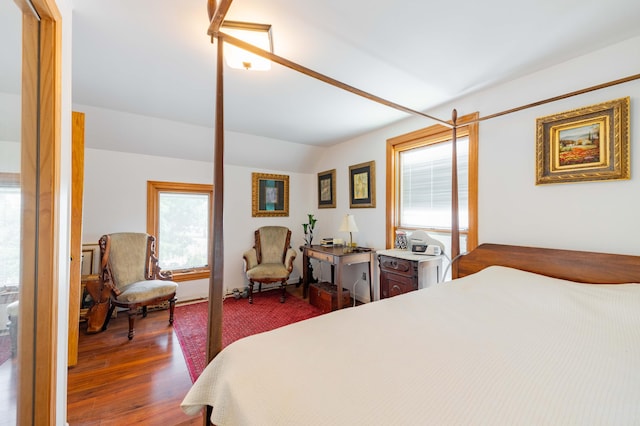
left=339, top=214, right=359, bottom=249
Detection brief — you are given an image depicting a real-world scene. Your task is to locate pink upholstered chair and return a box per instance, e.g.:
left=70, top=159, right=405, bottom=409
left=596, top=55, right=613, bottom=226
left=98, top=233, right=178, bottom=340
left=243, top=226, right=297, bottom=304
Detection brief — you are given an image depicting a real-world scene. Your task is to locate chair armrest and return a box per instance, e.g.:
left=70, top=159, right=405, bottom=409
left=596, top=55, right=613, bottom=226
left=243, top=248, right=258, bottom=271
left=150, top=252, right=174, bottom=281
left=284, top=248, right=297, bottom=272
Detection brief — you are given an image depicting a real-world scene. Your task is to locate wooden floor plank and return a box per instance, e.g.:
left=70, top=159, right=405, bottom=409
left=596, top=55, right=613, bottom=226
left=67, top=308, right=202, bottom=425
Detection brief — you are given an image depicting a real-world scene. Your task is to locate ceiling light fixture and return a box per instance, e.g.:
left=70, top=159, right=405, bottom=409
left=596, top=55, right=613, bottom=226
left=220, top=20, right=273, bottom=71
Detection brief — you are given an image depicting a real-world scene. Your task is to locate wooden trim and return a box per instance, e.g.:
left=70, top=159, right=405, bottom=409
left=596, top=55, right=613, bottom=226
left=68, top=111, right=85, bottom=366
left=15, top=0, right=62, bottom=424
left=465, top=114, right=479, bottom=252
left=384, top=141, right=396, bottom=249
left=18, top=9, right=39, bottom=424
left=450, top=110, right=459, bottom=265
left=385, top=112, right=479, bottom=252
left=146, top=181, right=213, bottom=279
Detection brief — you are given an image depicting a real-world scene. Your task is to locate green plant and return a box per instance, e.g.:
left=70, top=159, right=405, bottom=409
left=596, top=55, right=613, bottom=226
left=302, top=213, right=317, bottom=245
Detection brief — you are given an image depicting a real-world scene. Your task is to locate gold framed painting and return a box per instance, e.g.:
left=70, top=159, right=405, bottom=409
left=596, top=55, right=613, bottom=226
left=317, top=169, right=336, bottom=208
left=349, top=160, right=376, bottom=208
left=535, top=97, right=630, bottom=185
left=252, top=172, right=289, bottom=217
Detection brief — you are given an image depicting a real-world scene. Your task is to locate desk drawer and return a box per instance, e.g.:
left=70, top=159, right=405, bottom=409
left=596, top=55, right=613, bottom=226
left=379, top=255, right=415, bottom=277
left=308, top=250, right=334, bottom=263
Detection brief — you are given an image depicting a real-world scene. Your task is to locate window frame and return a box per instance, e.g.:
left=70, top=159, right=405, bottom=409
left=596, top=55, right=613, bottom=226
left=386, top=112, right=479, bottom=251
left=147, top=180, right=213, bottom=282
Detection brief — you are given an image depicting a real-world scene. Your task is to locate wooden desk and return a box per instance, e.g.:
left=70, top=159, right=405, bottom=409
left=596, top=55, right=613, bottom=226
left=302, top=245, right=374, bottom=309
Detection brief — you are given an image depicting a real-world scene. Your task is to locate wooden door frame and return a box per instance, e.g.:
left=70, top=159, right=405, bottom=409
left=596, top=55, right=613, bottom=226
left=15, top=0, right=62, bottom=424
left=68, top=111, right=85, bottom=366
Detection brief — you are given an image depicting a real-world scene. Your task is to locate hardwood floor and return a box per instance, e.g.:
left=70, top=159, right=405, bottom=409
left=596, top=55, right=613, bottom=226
left=67, top=308, right=202, bottom=425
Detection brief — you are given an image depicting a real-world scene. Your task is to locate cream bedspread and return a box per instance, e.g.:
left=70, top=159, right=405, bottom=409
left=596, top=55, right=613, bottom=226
left=181, top=266, right=640, bottom=425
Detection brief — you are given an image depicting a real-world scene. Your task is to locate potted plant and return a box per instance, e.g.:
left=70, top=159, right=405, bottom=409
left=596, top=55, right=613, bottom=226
left=302, top=214, right=317, bottom=245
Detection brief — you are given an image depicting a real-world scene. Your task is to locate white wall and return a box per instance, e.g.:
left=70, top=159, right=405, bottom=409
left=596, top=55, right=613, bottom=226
left=319, top=35, right=640, bottom=258
left=82, top=148, right=316, bottom=300
left=0, top=141, right=20, bottom=171
left=80, top=34, right=640, bottom=306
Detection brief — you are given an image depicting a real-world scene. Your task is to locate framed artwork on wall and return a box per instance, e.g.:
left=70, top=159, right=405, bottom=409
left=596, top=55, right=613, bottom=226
left=80, top=244, right=100, bottom=276
left=535, top=97, right=630, bottom=185
left=317, top=169, right=336, bottom=208
left=252, top=172, right=290, bottom=217
left=349, top=160, right=376, bottom=208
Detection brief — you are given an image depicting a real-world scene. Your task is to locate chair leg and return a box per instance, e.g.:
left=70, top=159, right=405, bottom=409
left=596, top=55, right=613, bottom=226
left=248, top=281, right=254, bottom=304
left=168, top=298, right=176, bottom=325
left=127, top=308, right=137, bottom=340
left=142, top=306, right=148, bottom=318
left=101, top=303, right=117, bottom=331
left=280, top=281, right=287, bottom=303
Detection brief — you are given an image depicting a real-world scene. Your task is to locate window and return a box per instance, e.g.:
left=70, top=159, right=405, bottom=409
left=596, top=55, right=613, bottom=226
left=0, top=173, right=20, bottom=290
left=147, top=181, right=213, bottom=281
left=386, top=112, right=478, bottom=254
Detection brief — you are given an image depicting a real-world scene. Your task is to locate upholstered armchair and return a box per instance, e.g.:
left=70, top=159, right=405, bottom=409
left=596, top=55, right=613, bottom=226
left=98, top=233, right=178, bottom=340
left=243, top=226, right=297, bottom=304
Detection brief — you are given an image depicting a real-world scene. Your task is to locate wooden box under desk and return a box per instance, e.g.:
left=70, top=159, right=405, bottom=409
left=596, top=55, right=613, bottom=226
left=309, top=282, right=352, bottom=313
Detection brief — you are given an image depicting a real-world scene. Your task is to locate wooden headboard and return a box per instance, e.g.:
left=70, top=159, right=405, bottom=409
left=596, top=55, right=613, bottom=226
left=457, top=243, right=640, bottom=284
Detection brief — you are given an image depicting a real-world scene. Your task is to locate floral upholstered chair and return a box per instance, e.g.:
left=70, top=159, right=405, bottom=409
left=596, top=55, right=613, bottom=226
left=243, top=226, right=296, bottom=304
left=98, top=232, right=178, bottom=340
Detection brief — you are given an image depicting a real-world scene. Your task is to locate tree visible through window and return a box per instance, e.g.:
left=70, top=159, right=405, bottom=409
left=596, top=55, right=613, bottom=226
left=147, top=181, right=213, bottom=281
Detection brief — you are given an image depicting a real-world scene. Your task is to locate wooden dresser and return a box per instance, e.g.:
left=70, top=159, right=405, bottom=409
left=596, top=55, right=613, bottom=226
left=377, top=249, right=443, bottom=299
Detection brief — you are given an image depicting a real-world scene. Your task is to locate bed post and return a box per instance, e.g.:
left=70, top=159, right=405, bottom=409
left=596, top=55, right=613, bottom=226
left=450, top=109, right=460, bottom=277
left=205, top=1, right=230, bottom=425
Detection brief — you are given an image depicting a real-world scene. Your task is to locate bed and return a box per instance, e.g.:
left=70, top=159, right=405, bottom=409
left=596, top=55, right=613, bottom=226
left=181, top=243, right=640, bottom=425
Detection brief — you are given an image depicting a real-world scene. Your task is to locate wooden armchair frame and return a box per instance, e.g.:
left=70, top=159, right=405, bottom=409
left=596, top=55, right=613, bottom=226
left=243, top=226, right=296, bottom=304
left=98, top=233, right=177, bottom=340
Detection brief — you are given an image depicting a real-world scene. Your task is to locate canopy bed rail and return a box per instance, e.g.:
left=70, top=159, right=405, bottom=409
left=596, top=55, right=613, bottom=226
left=200, top=2, right=640, bottom=424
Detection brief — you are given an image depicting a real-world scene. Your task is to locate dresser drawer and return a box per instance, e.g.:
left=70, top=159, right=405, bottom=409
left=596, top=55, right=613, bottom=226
left=380, top=271, right=418, bottom=298
left=378, top=255, right=416, bottom=278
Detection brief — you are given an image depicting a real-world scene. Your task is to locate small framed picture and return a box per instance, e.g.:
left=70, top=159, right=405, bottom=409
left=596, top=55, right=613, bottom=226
left=536, top=97, right=630, bottom=185
left=252, top=172, right=289, bottom=217
left=81, top=244, right=100, bottom=276
left=317, top=169, right=336, bottom=208
left=349, top=160, right=375, bottom=208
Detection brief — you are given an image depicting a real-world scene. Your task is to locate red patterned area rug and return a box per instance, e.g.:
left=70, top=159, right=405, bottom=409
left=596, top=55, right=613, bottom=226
left=174, top=290, right=323, bottom=382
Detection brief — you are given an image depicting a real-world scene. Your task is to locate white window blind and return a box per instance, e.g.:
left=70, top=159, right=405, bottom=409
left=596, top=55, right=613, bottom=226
left=399, top=137, right=469, bottom=230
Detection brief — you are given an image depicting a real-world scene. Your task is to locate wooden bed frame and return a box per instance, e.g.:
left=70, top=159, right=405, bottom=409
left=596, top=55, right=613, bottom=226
left=458, top=243, right=640, bottom=284
left=201, top=7, right=640, bottom=420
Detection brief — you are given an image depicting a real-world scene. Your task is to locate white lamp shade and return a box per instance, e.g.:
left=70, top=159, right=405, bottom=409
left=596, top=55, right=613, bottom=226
left=339, top=214, right=359, bottom=233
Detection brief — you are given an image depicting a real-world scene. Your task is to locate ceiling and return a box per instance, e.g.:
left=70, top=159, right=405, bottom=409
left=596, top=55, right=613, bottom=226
left=4, top=0, right=640, bottom=151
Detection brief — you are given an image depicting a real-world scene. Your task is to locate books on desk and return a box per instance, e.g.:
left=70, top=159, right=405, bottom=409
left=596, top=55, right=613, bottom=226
left=321, top=237, right=333, bottom=246
left=321, top=237, right=344, bottom=247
